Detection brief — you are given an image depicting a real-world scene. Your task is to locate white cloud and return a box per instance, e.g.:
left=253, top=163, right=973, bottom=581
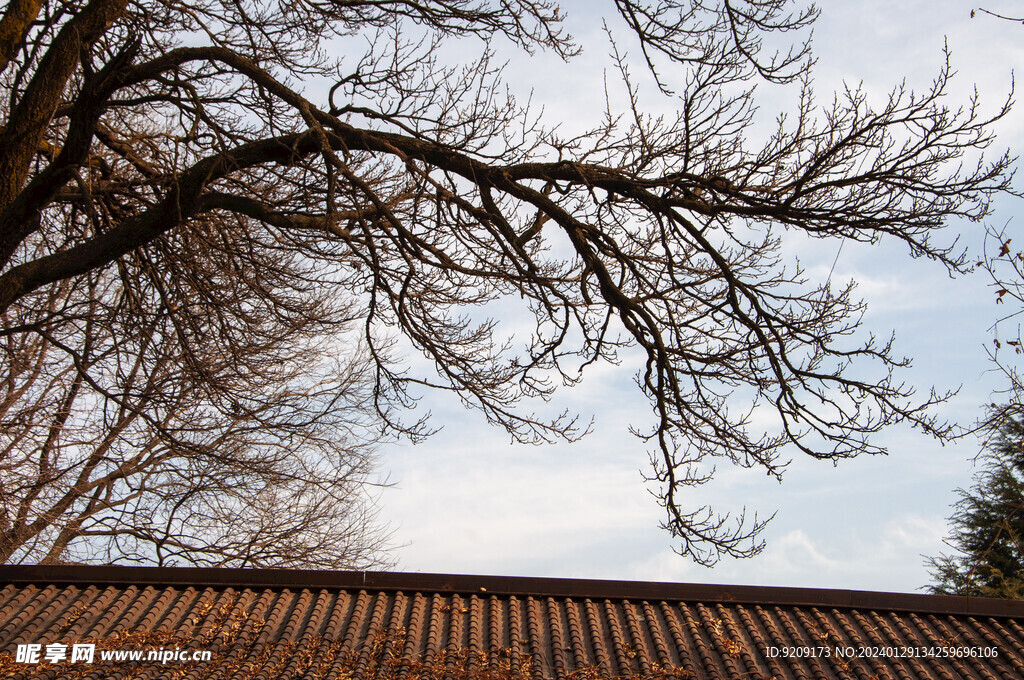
left=619, top=514, right=950, bottom=594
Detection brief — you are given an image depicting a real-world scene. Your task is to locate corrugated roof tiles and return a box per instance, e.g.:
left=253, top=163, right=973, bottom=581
left=0, top=566, right=1022, bottom=679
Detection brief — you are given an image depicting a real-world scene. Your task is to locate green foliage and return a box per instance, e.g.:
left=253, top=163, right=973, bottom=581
left=926, top=414, right=1024, bottom=599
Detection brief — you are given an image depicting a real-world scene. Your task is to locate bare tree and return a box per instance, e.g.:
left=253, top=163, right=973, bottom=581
left=965, top=222, right=1024, bottom=441
left=0, top=223, right=393, bottom=566
left=972, top=8, right=1024, bottom=24
left=0, top=0, right=1016, bottom=565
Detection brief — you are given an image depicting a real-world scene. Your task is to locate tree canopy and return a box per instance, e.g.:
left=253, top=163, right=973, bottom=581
left=0, top=0, right=1017, bottom=565
left=927, top=413, right=1024, bottom=599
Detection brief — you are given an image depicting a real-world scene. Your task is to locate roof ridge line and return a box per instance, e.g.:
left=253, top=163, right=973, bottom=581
left=3, top=565, right=1023, bottom=619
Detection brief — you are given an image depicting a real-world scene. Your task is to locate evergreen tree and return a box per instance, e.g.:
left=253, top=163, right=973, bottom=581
left=927, top=415, right=1024, bottom=598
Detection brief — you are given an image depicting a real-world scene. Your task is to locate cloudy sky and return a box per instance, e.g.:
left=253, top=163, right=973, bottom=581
left=374, top=1, right=1024, bottom=595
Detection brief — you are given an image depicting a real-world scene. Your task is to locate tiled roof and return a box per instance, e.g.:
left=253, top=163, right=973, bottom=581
left=1, top=566, right=1023, bottom=679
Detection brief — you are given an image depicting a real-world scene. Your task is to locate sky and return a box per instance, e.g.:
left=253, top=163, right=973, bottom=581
left=373, top=1, right=1024, bottom=595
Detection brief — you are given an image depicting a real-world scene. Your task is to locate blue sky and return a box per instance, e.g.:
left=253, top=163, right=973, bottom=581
left=374, top=1, right=1024, bottom=594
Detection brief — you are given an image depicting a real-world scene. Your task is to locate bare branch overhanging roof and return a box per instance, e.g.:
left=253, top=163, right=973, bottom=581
left=1, top=566, right=1023, bottom=679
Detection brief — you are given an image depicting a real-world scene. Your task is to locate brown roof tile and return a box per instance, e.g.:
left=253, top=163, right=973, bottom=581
left=0, top=566, right=1023, bottom=679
